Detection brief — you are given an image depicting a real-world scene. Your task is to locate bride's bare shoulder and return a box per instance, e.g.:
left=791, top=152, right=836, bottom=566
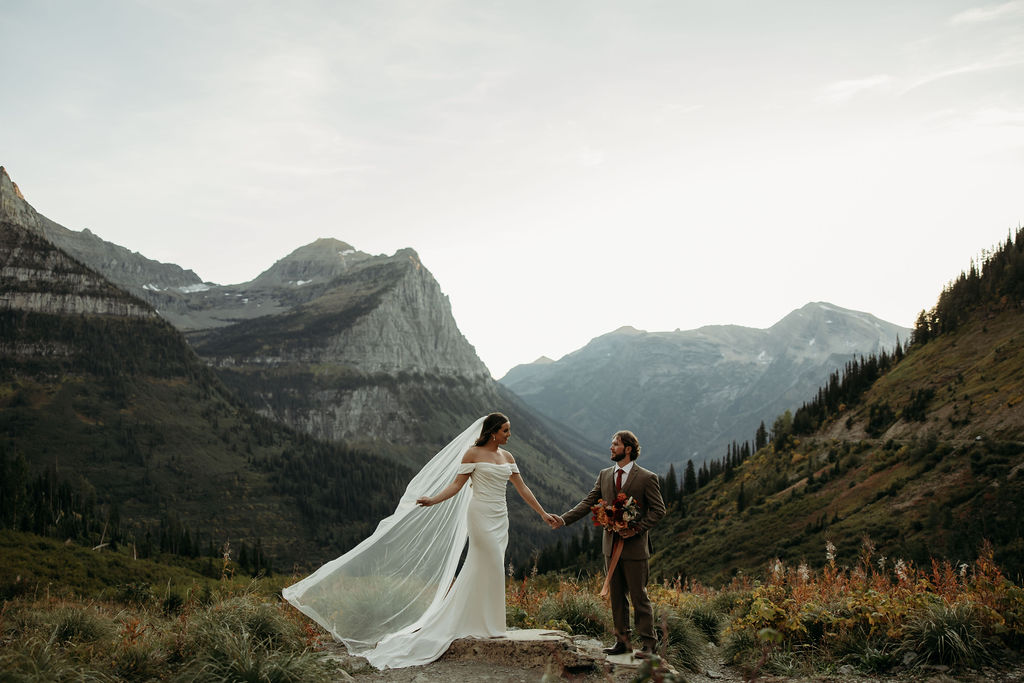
left=500, top=448, right=515, bottom=463
left=462, top=446, right=485, bottom=463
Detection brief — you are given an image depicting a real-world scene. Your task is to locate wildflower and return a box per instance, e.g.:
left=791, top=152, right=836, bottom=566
left=825, top=540, right=837, bottom=566
left=895, top=558, right=907, bottom=583
left=769, top=559, right=784, bottom=578
left=877, top=555, right=887, bottom=572
left=507, top=562, right=515, bottom=577
left=959, top=562, right=968, bottom=579
left=797, top=563, right=810, bottom=583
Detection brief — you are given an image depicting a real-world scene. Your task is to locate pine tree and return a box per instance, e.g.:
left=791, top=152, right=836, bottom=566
left=664, top=463, right=679, bottom=503
left=683, top=460, right=697, bottom=495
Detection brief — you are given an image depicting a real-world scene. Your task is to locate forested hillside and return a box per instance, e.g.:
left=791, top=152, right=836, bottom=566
left=651, top=228, right=1024, bottom=583
left=0, top=219, right=413, bottom=574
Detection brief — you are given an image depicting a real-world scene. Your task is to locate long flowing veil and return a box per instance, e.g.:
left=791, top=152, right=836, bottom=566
left=282, top=417, right=485, bottom=655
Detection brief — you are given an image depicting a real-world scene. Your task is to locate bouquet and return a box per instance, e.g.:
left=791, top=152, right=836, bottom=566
left=590, top=492, right=640, bottom=533
left=590, top=492, right=641, bottom=597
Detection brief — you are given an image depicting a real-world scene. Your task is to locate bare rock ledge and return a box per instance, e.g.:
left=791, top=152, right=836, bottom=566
left=324, top=628, right=648, bottom=681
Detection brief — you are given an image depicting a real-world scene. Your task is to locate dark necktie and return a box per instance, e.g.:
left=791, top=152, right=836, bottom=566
left=615, top=468, right=624, bottom=491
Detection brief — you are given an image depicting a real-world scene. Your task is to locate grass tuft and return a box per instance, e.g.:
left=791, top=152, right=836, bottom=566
left=177, top=629, right=337, bottom=683
left=47, top=606, right=114, bottom=645
left=0, top=634, right=113, bottom=682
left=901, top=600, right=997, bottom=668
left=535, top=590, right=610, bottom=637
left=655, top=605, right=706, bottom=672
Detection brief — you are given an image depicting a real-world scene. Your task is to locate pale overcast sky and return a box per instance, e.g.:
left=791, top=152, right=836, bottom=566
left=2, top=1, right=1022, bottom=377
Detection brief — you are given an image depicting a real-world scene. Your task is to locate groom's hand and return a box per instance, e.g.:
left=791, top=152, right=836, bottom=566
left=618, top=527, right=638, bottom=538
left=549, top=514, right=565, bottom=529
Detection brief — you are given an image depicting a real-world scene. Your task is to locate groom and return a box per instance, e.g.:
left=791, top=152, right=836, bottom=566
left=552, top=430, right=666, bottom=658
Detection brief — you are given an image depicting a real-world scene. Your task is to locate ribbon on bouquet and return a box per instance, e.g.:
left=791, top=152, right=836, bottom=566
left=600, top=536, right=625, bottom=597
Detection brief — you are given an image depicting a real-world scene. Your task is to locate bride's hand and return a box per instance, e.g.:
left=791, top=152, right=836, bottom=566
left=416, top=496, right=433, bottom=507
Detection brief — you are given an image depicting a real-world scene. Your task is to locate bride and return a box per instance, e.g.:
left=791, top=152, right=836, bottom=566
left=282, top=413, right=558, bottom=669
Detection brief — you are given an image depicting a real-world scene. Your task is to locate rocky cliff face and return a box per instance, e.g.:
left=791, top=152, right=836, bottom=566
left=184, top=248, right=490, bottom=379
left=500, top=302, right=911, bottom=473
left=191, top=246, right=492, bottom=445
left=1, top=219, right=156, bottom=320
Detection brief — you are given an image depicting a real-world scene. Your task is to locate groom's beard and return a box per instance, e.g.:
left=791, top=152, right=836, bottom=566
left=611, top=451, right=626, bottom=462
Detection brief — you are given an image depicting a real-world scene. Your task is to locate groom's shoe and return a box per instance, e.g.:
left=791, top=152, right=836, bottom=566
left=602, top=641, right=630, bottom=656
left=632, top=644, right=657, bottom=659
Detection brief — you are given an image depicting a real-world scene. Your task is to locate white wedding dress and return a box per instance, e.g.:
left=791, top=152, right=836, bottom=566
left=282, top=418, right=515, bottom=670
left=363, top=461, right=514, bottom=668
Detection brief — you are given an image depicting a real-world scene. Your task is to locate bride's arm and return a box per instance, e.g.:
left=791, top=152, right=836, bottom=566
left=509, top=473, right=555, bottom=524
left=416, top=472, right=471, bottom=506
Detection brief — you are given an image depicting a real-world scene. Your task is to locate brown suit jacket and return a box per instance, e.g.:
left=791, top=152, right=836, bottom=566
left=561, top=464, right=666, bottom=560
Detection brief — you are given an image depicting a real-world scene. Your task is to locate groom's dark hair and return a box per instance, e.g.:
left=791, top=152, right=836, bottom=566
left=475, top=412, right=510, bottom=447
left=615, top=430, right=641, bottom=460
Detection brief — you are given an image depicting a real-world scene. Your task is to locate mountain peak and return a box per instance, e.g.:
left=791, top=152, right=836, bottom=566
left=0, top=166, right=24, bottom=201
left=247, top=238, right=368, bottom=288
left=299, top=237, right=356, bottom=254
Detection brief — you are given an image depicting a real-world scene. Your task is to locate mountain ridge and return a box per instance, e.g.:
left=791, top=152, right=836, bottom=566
left=501, top=301, right=910, bottom=472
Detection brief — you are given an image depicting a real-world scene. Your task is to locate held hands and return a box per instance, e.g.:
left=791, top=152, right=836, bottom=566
left=544, top=513, right=564, bottom=529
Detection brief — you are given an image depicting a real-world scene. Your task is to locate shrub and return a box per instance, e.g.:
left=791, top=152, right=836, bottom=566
left=505, top=605, right=531, bottom=629
left=721, top=627, right=762, bottom=669
left=162, top=592, right=185, bottom=616
left=536, top=591, right=609, bottom=637
left=115, top=582, right=153, bottom=606
left=852, top=643, right=902, bottom=674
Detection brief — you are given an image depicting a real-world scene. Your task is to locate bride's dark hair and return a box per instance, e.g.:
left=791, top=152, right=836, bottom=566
left=475, top=412, right=509, bottom=447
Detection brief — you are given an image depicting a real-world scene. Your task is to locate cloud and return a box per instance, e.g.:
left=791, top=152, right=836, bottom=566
left=949, top=1, right=1024, bottom=25
left=818, top=75, right=894, bottom=104
left=902, top=51, right=1024, bottom=93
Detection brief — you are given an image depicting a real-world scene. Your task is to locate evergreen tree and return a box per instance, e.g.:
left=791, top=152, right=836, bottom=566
left=697, top=462, right=709, bottom=488
left=663, top=464, right=679, bottom=503
left=683, top=459, right=697, bottom=495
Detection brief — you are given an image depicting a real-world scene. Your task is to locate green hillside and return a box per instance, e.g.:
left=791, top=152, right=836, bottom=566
left=653, top=229, right=1024, bottom=584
